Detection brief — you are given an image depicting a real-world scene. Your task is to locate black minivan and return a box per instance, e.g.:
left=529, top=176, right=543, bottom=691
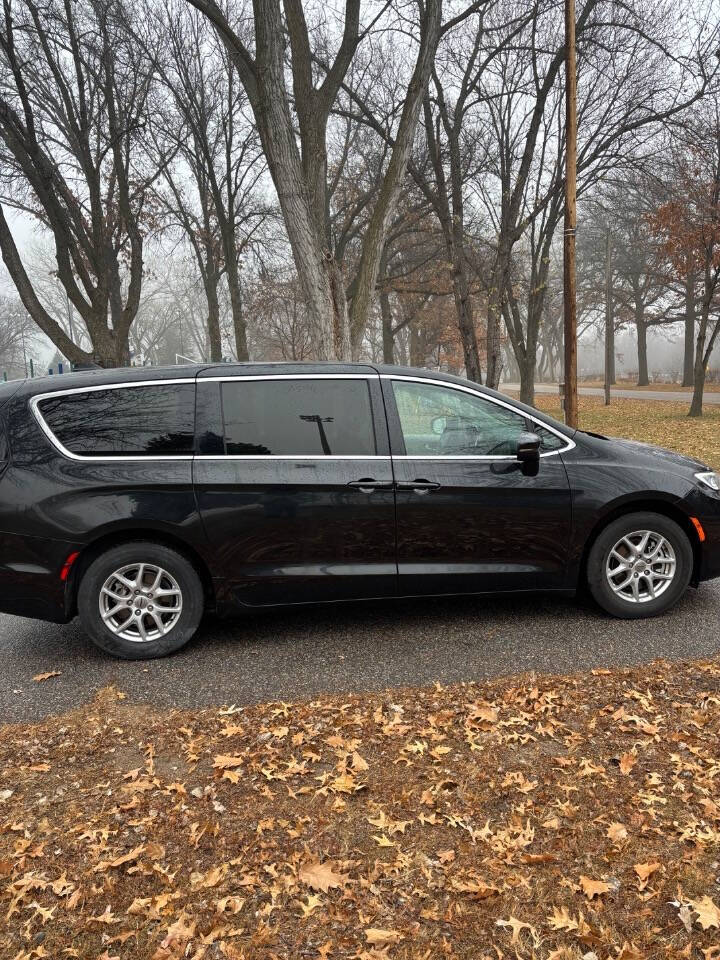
left=0, top=363, right=718, bottom=658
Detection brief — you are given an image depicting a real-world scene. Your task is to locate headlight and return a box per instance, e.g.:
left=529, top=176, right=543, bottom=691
left=696, top=471, right=720, bottom=492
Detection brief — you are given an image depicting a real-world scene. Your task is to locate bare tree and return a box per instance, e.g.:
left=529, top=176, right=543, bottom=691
left=474, top=0, right=718, bottom=389
left=0, top=0, right=165, bottom=367
left=182, top=0, right=470, bottom=360
left=147, top=3, right=271, bottom=361
left=651, top=107, right=720, bottom=416
left=0, top=290, right=38, bottom=377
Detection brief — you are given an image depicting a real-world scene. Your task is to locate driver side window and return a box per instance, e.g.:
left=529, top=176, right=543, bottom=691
left=392, top=380, right=529, bottom=456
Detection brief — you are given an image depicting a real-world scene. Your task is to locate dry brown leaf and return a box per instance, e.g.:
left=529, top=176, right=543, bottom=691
left=691, top=896, right=720, bottom=930
left=32, top=671, right=61, bottom=682
left=634, top=861, right=661, bottom=888
left=619, top=752, right=637, bottom=775
left=212, top=754, right=244, bottom=770
left=580, top=876, right=611, bottom=900
left=547, top=906, right=579, bottom=931
left=607, top=822, right=628, bottom=843
left=365, top=929, right=404, bottom=946
left=93, top=844, right=146, bottom=873
left=496, top=916, right=536, bottom=945
left=299, top=859, right=348, bottom=893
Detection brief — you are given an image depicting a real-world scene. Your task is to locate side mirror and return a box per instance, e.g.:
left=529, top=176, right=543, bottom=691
left=516, top=432, right=541, bottom=474
left=431, top=415, right=447, bottom=436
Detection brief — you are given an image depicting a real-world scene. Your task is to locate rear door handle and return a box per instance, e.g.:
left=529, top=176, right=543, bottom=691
left=395, top=479, right=442, bottom=494
left=348, top=478, right=394, bottom=493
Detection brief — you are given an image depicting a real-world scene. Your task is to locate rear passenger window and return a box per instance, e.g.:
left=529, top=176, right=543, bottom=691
left=37, top=384, right=195, bottom=457
left=0, top=417, right=7, bottom=460
left=221, top=379, right=376, bottom=456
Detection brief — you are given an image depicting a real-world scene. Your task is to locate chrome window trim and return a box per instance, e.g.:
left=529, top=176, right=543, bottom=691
left=384, top=374, right=576, bottom=459
left=203, top=373, right=374, bottom=382
left=29, top=371, right=575, bottom=463
left=196, top=455, right=390, bottom=461
left=30, top=373, right=381, bottom=462
left=30, top=378, right=197, bottom=462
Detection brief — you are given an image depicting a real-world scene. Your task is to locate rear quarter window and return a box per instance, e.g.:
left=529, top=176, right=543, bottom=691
left=36, top=383, right=196, bottom=457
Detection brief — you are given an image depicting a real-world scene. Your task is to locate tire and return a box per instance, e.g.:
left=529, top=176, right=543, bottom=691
left=586, top=511, right=693, bottom=619
left=77, top=542, right=204, bottom=659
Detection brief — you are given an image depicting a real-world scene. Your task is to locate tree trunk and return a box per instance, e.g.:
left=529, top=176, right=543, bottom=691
left=683, top=271, right=695, bottom=387
left=453, top=268, right=481, bottom=383
left=486, top=246, right=510, bottom=389
left=486, top=291, right=503, bottom=388
left=409, top=320, right=424, bottom=367
left=636, top=318, right=649, bottom=386
left=381, top=293, right=394, bottom=364
left=604, top=229, right=613, bottom=403
left=205, top=278, right=222, bottom=362
left=348, top=0, right=442, bottom=357
left=689, top=279, right=714, bottom=417
left=226, top=256, right=248, bottom=361
left=689, top=350, right=705, bottom=417
left=519, top=354, right=535, bottom=406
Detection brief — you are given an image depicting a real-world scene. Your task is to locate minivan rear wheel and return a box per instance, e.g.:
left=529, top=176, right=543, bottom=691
left=78, top=542, right=204, bottom=659
left=586, top=511, right=693, bottom=619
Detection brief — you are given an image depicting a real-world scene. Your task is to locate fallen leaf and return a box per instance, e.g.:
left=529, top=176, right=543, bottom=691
left=496, top=916, right=536, bottom=945
left=365, top=929, right=404, bottom=946
left=607, top=822, right=628, bottom=843
left=580, top=876, right=611, bottom=900
left=93, top=844, right=146, bottom=872
left=691, top=895, right=720, bottom=930
left=547, top=906, right=580, bottom=931
left=619, top=752, right=637, bottom=775
left=32, top=671, right=61, bottom=682
left=634, top=862, right=661, bottom=889
left=212, top=755, right=244, bottom=770
left=299, top=859, right=348, bottom=893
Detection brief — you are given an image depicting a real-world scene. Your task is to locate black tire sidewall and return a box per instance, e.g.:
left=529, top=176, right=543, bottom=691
left=77, top=543, right=204, bottom=659
left=587, top=512, right=693, bottom=619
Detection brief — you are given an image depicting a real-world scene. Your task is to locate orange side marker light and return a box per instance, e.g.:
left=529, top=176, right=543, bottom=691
left=690, top=517, right=706, bottom=543
left=60, top=551, right=80, bottom=581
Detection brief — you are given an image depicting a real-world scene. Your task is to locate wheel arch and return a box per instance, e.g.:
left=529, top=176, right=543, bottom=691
left=65, top=529, right=216, bottom=618
left=577, top=498, right=703, bottom=590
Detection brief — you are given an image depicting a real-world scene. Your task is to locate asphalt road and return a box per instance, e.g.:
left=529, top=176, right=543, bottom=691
left=502, top=383, right=720, bottom=403
left=2, top=581, right=719, bottom=724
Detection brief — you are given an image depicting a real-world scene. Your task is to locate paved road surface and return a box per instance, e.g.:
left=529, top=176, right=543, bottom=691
left=2, top=582, right=719, bottom=724
left=502, top=383, right=720, bottom=403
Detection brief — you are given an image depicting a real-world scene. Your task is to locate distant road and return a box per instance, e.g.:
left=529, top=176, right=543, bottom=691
left=502, top=383, right=720, bottom=404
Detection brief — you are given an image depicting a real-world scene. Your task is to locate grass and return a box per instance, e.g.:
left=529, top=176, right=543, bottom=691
left=2, top=660, right=720, bottom=959
left=506, top=394, right=720, bottom=470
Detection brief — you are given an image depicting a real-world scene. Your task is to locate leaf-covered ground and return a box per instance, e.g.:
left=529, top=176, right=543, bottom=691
left=510, top=395, right=720, bottom=470
left=2, top=658, right=720, bottom=959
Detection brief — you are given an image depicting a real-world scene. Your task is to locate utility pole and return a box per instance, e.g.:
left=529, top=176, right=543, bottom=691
left=604, top=227, right=613, bottom=406
left=563, top=0, right=578, bottom=428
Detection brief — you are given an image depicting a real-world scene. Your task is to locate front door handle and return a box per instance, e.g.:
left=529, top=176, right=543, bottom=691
left=395, top=479, right=442, bottom=494
left=348, top=478, right=394, bottom=493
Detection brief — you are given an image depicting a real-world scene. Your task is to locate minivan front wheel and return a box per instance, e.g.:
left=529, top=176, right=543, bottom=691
left=78, top=542, right=204, bottom=659
left=587, top=512, right=693, bottom=619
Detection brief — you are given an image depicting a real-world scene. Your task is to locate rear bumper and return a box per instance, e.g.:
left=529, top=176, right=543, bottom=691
left=0, top=532, right=75, bottom=623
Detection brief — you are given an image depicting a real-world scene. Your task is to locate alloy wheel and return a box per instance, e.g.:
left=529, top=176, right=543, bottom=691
left=98, top=562, right=183, bottom=642
left=605, top=529, right=676, bottom=604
